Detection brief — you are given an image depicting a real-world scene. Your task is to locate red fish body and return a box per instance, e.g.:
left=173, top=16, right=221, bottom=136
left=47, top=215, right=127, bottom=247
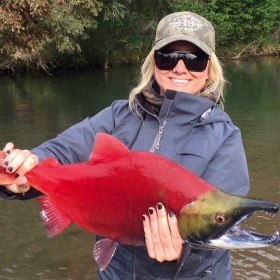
left=22, top=133, right=214, bottom=245
left=1, top=133, right=279, bottom=274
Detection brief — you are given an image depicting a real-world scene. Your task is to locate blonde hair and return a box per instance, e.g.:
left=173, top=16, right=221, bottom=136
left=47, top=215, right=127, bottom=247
left=129, top=47, right=226, bottom=113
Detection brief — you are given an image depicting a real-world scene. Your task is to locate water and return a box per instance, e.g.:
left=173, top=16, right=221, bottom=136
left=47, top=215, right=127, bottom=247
left=0, top=57, right=279, bottom=279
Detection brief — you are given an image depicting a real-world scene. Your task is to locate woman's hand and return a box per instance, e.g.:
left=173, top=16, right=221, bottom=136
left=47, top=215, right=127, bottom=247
left=142, top=203, right=183, bottom=262
left=1, top=142, right=39, bottom=193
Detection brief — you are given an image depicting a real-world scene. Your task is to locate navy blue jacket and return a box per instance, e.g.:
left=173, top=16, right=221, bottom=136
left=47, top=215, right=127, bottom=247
left=0, top=90, right=250, bottom=279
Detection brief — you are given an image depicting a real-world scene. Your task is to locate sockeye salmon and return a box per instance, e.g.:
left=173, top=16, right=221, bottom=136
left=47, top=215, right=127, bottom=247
left=0, top=133, right=279, bottom=279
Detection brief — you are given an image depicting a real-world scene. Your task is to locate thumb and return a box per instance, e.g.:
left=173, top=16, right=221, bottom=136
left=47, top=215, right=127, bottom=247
left=15, top=175, right=28, bottom=186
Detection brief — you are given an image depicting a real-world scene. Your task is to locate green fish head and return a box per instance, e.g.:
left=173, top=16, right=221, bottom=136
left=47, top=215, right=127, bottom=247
left=178, top=189, right=280, bottom=249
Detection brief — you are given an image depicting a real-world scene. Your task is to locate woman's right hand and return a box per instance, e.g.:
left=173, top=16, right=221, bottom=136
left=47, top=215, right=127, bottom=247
left=1, top=142, right=39, bottom=193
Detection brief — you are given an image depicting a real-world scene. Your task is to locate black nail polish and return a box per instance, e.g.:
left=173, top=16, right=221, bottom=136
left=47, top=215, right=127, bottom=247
left=148, top=208, right=153, bottom=215
left=142, top=215, right=146, bottom=221
left=15, top=173, right=20, bottom=178
left=6, top=150, right=10, bottom=154
left=3, top=161, right=8, bottom=166
left=7, top=166, right=13, bottom=172
left=169, top=211, right=175, bottom=217
left=157, top=203, right=163, bottom=210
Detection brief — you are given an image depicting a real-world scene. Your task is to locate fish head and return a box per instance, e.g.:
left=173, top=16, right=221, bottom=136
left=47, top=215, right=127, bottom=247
left=178, top=189, right=280, bottom=249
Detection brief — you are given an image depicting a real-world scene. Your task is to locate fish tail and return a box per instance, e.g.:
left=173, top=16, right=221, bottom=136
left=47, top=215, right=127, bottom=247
left=0, top=151, right=7, bottom=165
left=0, top=162, right=16, bottom=185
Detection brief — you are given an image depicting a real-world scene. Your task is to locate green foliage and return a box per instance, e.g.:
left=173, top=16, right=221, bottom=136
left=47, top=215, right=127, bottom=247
left=0, top=0, right=103, bottom=70
left=0, top=0, right=279, bottom=71
left=77, top=0, right=179, bottom=68
left=174, top=0, right=280, bottom=55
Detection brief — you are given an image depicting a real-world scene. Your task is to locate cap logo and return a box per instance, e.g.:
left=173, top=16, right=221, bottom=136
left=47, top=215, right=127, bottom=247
left=170, top=14, right=202, bottom=32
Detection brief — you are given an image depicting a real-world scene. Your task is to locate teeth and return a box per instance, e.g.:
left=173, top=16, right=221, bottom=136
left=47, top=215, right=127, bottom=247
left=171, top=78, right=188, bottom=84
left=264, top=211, right=275, bottom=217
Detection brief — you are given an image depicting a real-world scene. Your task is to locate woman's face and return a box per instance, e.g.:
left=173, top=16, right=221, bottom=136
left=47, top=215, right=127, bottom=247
left=154, top=41, right=209, bottom=96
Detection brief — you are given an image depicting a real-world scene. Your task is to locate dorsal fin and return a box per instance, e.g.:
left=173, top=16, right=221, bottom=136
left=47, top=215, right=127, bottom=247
left=41, top=158, right=61, bottom=168
left=89, top=133, right=130, bottom=165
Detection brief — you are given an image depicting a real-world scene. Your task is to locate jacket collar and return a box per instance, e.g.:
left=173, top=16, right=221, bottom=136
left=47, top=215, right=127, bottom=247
left=161, top=89, right=215, bottom=123
left=135, top=88, right=221, bottom=127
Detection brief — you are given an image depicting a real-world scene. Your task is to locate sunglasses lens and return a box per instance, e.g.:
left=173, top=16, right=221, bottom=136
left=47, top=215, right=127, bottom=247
left=155, top=52, right=179, bottom=70
left=155, top=51, right=209, bottom=72
left=185, top=52, right=209, bottom=72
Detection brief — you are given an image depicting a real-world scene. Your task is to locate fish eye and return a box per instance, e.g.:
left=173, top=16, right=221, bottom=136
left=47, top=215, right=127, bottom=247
left=215, top=213, right=226, bottom=223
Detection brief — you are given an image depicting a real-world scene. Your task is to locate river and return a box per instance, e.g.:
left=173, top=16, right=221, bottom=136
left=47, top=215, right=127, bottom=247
left=0, top=57, right=280, bottom=280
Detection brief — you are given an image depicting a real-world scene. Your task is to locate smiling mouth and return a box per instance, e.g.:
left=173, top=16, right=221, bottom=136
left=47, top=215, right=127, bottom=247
left=170, top=78, right=189, bottom=84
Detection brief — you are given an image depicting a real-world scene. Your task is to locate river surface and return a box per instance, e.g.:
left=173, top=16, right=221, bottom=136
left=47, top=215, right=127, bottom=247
left=0, top=57, right=280, bottom=280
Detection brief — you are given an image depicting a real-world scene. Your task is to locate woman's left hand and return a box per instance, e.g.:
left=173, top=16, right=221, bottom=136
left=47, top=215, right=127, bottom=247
left=142, top=203, right=183, bottom=262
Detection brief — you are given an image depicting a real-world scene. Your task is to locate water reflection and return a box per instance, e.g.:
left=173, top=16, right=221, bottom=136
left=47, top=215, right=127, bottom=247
left=0, top=58, right=280, bottom=279
left=225, top=57, right=280, bottom=280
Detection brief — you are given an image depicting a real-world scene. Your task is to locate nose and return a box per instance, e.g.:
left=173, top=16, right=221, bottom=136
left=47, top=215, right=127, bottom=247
left=173, top=59, right=188, bottom=74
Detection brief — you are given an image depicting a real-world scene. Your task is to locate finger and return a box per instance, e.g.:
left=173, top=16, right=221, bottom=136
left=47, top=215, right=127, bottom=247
left=148, top=207, right=165, bottom=262
left=5, top=175, right=30, bottom=193
left=168, top=211, right=183, bottom=255
left=2, top=142, right=14, bottom=154
left=156, top=203, right=177, bottom=260
left=142, top=214, right=156, bottom=259
left=14, top=154, right=38, bottom=175
left=3, top=150, right=38, bottom=174
left=15, top=175, right=28, bottom=186
left=2, top=148, right=22, bottom=170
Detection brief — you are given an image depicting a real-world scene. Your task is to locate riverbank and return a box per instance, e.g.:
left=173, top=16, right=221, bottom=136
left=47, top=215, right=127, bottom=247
left=0, top=44, right=279, bottom=76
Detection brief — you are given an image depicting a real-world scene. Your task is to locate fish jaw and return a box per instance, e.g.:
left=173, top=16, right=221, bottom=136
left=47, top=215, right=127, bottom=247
left=207, top=226, right=280, bottom=249
left=178, top=189, right=280, bottom=249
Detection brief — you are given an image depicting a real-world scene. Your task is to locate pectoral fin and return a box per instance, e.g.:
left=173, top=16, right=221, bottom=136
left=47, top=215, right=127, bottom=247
left=172, top=241, right=192, bottom=280
left=38, top=197, right=72, bottom=237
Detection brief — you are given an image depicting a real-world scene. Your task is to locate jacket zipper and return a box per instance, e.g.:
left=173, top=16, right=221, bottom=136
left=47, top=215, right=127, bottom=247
left=155, top=121, right=166, bottom=150
left=150, top=100, right=173, bottom=152
left=132, top=246, right=137, bottom=280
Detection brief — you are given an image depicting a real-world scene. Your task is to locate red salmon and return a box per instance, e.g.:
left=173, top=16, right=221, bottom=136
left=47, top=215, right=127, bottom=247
left=0, top=133, right=279, bottom=273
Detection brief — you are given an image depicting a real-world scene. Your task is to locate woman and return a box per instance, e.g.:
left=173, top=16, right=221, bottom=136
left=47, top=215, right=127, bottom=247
left=0, top=11, right=249, bottom=279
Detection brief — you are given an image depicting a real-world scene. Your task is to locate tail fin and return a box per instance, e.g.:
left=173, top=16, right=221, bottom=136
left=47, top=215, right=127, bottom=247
left=0, top=168, right=16, bottom=185
left=0, top=151, right=16, bottom=185
left=0, top=151, right=6, bottom=165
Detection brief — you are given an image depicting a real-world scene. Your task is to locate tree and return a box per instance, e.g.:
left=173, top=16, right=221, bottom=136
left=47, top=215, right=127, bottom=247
left=173, top=0, right=280, bottom=56
left=0, top=0, right=103, bottom=71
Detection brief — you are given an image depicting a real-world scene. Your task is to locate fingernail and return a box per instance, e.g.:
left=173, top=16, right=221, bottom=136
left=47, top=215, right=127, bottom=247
left=169, top=211, right=175, bottom=217
left=7, top=166, right=13, bottom=172
left=148, top=208, right=153, bottom=215
left=6, top=150, right=10, bottom=154
left=142, top=215, right=146, bottom=221
left=3, top=161, right=9, bottom=166
left=157, top=203, right=163, bottom=210
left=15, top=173, right=20, bottom=178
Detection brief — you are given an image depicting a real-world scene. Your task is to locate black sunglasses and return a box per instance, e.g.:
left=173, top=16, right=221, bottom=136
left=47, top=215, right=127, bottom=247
left=154, top=50, right=210, bottom=72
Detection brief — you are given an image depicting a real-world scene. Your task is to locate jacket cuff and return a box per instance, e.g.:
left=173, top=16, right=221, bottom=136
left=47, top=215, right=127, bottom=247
left=0, top=186, right=42, bottom=200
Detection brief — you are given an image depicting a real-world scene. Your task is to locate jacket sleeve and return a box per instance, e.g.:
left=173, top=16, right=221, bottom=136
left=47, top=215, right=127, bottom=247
left=201, top=128, right=250, bottom=196
left=0, top=104, right=119, bottom=200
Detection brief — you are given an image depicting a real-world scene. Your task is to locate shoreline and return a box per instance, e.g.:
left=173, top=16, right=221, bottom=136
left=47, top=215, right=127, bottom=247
left=0, top=50, right=279, bottom=76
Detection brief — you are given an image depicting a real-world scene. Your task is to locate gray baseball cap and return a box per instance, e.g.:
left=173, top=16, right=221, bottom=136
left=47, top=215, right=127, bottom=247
left=154, top=11, right=215, bottom=55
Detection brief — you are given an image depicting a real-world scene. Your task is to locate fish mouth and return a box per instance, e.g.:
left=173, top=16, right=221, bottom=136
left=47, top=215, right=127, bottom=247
left=179, top=192, right=280, bottom=250
left=207, top=206, right=280, bottom=249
